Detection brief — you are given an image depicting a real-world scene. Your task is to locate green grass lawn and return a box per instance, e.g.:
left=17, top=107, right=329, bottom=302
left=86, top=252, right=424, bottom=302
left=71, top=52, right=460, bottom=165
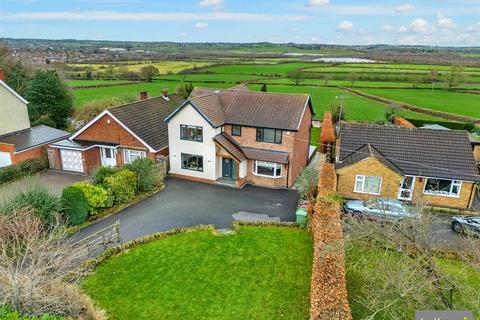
left=248, top=84, right=442, bottom=122
left=65, top=79, right=140, bottom=87
left=83, top=226, right=313, bottom=320
left=310, top=127, right=320, bottom=146
left=346, top=245, right=480, bottom=319
left=359, top=88, right=480, bottom=119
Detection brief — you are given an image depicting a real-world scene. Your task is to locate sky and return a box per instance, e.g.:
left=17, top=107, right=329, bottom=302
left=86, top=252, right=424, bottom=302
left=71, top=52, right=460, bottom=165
left=0, top=0, right=479, bottom=46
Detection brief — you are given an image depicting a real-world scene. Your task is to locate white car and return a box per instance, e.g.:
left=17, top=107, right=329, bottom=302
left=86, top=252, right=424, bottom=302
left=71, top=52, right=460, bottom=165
left=343, top=198, right=420, bottom=220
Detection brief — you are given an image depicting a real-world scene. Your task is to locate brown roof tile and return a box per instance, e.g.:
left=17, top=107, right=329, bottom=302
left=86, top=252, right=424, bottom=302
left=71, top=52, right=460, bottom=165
left=243, top=147, right=289, bottom=164
left=213, top=133, right=246, bottom=162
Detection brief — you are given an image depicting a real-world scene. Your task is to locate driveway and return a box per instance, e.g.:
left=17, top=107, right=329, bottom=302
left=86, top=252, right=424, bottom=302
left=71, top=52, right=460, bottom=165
left=0, top=170, right=88, bottom=203
left=74, top=177, right=299, bottom=243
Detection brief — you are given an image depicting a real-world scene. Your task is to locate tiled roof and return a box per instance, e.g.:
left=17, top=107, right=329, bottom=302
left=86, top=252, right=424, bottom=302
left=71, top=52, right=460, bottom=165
left=337, top=144, right=403, bottom=175
left=109, top=94, right=185, bottom=151
left=0, top=125, right=70, bottom=152
left=184, top=87, right=312, bottom=131
left=336, top=123, right=480, bottom=182
left=213, top=133, right=246, bottom=162
left=242, top=147, right=289, bottom=164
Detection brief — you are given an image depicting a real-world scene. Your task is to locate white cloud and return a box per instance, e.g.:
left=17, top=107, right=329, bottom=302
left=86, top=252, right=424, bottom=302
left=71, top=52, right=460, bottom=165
left=381, top=24, right=393, bottom=31
left=199, top=0, right=223, bottom=6
left=466, top=21, right=480, bottom=33
left=289, top=27, right=299, bottom=32
left=306, top=0, right=329, bottom=7
left=398, top=26, right=407, bottom=33
left=336, top=20, right=353, bottom=31
left=194, top=22, right=208, bottom=29
left=409, top=18, right=435, bottom=33
left=395, top=4, right=415, bottom=13
left=311, top=36, right=320, bottom=42
left=2, top=11, right=310, bottom=22
left=180, top=32, right=188, bottom=37
left=436, top=12, right=455, bottom=29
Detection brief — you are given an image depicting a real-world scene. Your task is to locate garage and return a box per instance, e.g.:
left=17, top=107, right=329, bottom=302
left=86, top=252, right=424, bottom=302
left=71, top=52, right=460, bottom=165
left=60, top=149, right=84, bottom=173
left=0, top=151, right=12, bottom=168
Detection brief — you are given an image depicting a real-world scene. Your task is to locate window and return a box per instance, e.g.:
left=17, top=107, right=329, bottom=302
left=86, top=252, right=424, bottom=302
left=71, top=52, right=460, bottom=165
left=252, top=161, right=282, bottom=178
left=354, top=175, right=382, bottom=195
left=231, top=125, right=241, bottom=136
left=180, top=125, right=203, bottom=142
left=123, top=149, right=146, bottom=164
left=424, top=178, right=462, bottom=197
left=256, top=128, right=282, bottom=144
left=181, top=153, right=203, bottom=172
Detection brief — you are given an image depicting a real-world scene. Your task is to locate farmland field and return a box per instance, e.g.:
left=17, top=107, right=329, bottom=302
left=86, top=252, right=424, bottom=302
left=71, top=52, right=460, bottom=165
left=67, top=60, right=213, bottom=74
left=154, top=73, right=264, bottom=83
left=65, top=79, right=140, bottom=86
left=358, top=88, right=480, bottom=119
left=203, top=63, right=328, bottom=76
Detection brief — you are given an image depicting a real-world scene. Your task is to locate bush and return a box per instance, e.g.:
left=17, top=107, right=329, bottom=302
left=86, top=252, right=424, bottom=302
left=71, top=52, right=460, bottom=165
left=92, top=166, right=117, bottom=187
left=0, top=186, right=61, bottom=226
left=61, top=185, right=89, bottom=226
left=0, top=166, right=20, bottom=184
left=71, top=182, right=111, bottom=214
left=294, top=167, right=319, bottom=201
left=126, top=158, right=161, bottom=193
left=0, top=158, right=48, bottom=185
left=104, top=169, right=137, bottom=204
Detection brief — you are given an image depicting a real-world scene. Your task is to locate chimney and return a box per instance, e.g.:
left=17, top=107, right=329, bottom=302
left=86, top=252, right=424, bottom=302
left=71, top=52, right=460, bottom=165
left=0, top=69, right=5, bottom=82
left=139, top=91, right=148, bottom=101
left=162, top=88, right=169, bottom=101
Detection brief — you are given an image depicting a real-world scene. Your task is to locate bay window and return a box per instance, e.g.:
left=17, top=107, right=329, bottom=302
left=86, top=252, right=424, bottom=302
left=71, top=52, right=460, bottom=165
left=253, top=161, right=282, bottom=178
left=181, top=153, right=203, bottom=172
left=354, top=175, right=382, bottom=195
left=180, top=125, right=203, bottom=142
left=424, top=178, right=462, bottom=197
left=123, top=149, right=146, bottom=164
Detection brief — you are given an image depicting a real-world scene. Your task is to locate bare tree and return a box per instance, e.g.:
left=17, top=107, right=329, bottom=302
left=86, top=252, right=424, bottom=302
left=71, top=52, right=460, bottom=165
left=0, top=209, right=105, bottom=319
left=444, top=66, right=465, bottom=89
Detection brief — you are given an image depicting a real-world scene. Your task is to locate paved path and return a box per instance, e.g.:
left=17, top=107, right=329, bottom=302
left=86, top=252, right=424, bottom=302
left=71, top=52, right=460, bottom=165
left=74, top=177, right=299, bottom=243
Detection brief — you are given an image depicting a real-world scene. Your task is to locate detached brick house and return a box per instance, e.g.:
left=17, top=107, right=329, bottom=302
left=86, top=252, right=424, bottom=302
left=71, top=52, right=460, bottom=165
left=0, top=70, right=70, bottom=167
left=165, top=86, right=314, bottom=188
left=48, top=92, right=184, bottom=174
left=335, top=123, right=480, bottom=209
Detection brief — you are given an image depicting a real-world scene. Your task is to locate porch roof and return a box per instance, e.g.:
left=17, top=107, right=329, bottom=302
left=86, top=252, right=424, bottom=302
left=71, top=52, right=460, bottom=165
left=213, top=133, right=246, bottom=162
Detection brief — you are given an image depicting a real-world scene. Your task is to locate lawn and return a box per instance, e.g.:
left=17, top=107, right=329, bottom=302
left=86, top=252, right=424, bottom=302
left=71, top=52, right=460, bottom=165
left=247, top=84, right=442, bottom=122
left=83, top=226, right=313, bottom=320
left=310, top=127, right=320, bottom=146
left=346, top=245, right=480, bottom=319
left=359, top=88, right=480, bottom=119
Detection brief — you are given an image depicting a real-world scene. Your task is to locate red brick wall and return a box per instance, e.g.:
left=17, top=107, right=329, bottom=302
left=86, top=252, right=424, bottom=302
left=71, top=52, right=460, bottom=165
left=289, top=107, right=312, bottom=187
left=47, top=147, right=61, bottom=170
left=82, top=147, right=101, bottom=174
left=13, top=145, right=47, bottom=163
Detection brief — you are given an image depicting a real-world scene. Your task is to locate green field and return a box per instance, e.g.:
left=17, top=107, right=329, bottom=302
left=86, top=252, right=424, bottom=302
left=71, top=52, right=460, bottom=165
left=83, top=227, right=312, bottom=320
left=340, top=63, right=480, bottom=72
left=359, top=88, right=480, bottom=119
left=65, top=79, right=140, bottom=87
left=154, top=73, right=264, bottom=83
left=247, top=84, right=441, bottom=122
left=204, top=63, right=327, bottom=76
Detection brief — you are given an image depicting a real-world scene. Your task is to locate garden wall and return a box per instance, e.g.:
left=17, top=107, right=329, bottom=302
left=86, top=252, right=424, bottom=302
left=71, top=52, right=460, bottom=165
left=309, top=163, right=352, bottom=320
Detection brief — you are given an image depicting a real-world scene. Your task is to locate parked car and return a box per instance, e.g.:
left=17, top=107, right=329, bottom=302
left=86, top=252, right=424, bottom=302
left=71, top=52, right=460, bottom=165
left=343, top=198, right=420, bottom=220
left=451, top=216, right=480, bottom=236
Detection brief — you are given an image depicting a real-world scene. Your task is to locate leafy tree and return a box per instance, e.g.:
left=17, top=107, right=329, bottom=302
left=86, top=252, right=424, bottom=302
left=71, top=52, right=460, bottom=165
left=286, top=69, right=304, bottom=85
left=23, top=70, right=73, bottom=129
left=139, top=65, right=160, bottom=81
left=261, top=83, right=267, bottom=92
left=176, top=82, right=194, bottom=98
left=444, top=65, right=465, bottom=89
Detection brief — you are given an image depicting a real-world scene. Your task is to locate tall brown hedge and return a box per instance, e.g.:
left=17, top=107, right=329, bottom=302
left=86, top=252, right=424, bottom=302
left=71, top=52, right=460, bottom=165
left=310, top=163, right=352, bottom=320
left=320, top=112, right=335, bottom=153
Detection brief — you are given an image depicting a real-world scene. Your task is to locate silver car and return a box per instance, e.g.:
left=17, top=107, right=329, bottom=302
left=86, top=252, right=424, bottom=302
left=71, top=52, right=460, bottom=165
left=343, top=198, right=419, bottom=220
left=451, top=216, right=480, bottom=236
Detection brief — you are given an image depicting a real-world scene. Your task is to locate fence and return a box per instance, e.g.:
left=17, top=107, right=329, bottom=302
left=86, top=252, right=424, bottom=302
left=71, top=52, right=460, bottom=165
left=74, top=220, right=121, bottom=257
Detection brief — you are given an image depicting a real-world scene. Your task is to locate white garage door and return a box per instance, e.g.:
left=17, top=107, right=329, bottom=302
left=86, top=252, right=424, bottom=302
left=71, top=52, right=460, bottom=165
left=60, top=149, right=84, bottom=173
left=0, top=151, right=12, bottom=168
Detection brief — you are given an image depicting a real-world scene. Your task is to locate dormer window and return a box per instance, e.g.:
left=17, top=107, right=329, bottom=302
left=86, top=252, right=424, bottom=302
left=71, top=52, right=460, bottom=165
left=180, top=125, right=203, bottom=142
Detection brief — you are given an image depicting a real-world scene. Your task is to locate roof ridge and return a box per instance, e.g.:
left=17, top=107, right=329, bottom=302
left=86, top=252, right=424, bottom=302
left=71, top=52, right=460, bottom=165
left=343, top=122, right=469, bottom=134
left=109, top=93, right=179, bottom=111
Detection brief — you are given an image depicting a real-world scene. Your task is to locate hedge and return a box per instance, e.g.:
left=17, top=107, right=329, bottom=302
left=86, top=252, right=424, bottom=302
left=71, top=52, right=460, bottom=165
left=103, top=169, right=137, bottom=204
left=0, top=158, right=48, bottom=185
left=71, top=182, right=111, bottom=214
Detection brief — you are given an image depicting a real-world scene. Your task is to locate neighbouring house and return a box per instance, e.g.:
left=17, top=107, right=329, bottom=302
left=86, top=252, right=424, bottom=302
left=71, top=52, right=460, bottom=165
left=335, top=123, right=480, bottom=209
left=165, top=86, right=314, bottom=188
left=0, top=69, right=70, bottom=168
left=48, top=91, right=184, bottom=174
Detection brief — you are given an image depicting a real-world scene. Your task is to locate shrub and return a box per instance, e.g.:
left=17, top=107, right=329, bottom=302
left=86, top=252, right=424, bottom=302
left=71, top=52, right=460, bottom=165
left=72, top=182, right=111, bottom=214
left=294, top=167, right=318, bottom=202
left=0, top=166, right=20, bottom=184
left=0, top=158, right=48, bottom=185
left=104, top=169, right=137, bottom=204
left=92, top=166, right=117, bottom=187
left=61, top=185, right=89, bottom=226
left=0, top=186, right=61, bottom=226
left=126, top=158, right=162, bottom=193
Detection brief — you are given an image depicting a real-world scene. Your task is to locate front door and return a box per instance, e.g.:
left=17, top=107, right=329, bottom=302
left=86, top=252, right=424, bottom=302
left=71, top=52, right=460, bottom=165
left=222, top=157, right=233, bottom=179
left=100, top=147, right=117, bottom=167
left=398, top=176, right=415, bottom=201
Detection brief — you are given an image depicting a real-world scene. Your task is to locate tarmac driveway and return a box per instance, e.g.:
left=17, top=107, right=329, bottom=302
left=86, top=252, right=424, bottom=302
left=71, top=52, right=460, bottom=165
left=75, top=177, right=299, bottom=242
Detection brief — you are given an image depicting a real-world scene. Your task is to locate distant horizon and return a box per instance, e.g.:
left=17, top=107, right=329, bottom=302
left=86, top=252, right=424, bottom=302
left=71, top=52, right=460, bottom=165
left=1, top=0, right=478, bottom=47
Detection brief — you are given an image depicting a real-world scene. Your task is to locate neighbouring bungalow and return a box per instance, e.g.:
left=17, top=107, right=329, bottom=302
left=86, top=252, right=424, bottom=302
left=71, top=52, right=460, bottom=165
left=48, top=90, right=184, bottom=174
left=0, top=69, right=70, bottom=167
left=335, top=123, right=480, bottom=209
left=165, top=86, right=314, bottom=188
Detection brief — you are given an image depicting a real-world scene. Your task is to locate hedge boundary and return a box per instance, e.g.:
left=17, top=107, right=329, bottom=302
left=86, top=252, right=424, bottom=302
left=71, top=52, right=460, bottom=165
left=309, top=163, right=352, bottom=320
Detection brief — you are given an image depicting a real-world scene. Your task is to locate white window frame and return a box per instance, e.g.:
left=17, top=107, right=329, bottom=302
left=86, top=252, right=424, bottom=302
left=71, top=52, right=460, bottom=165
left=123, top=149, right=146, bottom=164
left=423, top=178, right=462, bottom=198
left=252, top=161, right=282, bottom=178
left=353, top=175, right=382, bottom=195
